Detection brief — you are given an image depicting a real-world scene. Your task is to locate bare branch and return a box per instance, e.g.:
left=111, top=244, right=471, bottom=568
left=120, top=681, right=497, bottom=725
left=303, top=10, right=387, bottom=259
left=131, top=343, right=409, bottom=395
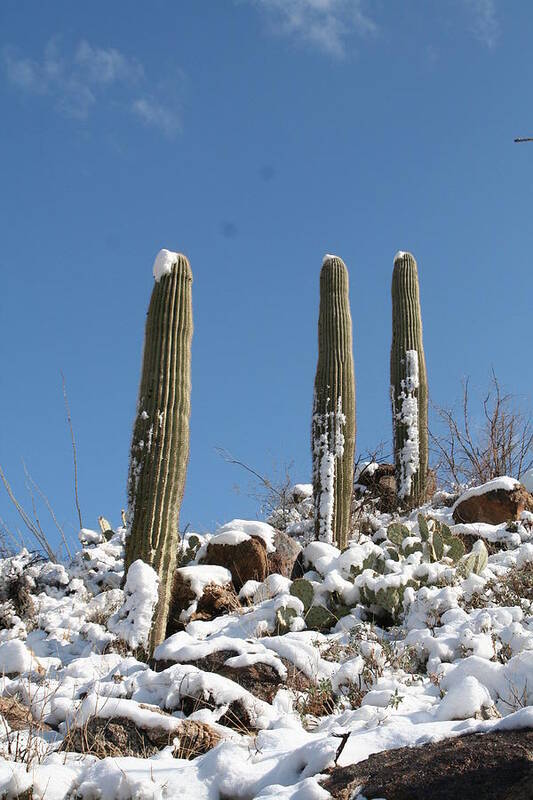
left=61, top=371, right=83, bottom=531
left=0, top=466, right=56, bottom=561
left=431, top=372, right=533, bottom=490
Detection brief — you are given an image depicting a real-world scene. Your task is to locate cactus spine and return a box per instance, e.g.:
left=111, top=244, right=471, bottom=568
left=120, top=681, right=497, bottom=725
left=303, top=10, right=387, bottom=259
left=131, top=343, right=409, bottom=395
left=125, top=249, right=193, bottom=653
left=312, top=255, right=356, bottom=549
left=390, top=251, right=428, bottom=508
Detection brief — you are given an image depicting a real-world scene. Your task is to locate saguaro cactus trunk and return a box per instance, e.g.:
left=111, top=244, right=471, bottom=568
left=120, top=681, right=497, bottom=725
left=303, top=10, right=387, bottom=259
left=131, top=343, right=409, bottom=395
left=125, top=249, right=193, bottom=652
left=312, top=255, right=356, bottom=549
left=390, top=251, right=428, bottom=508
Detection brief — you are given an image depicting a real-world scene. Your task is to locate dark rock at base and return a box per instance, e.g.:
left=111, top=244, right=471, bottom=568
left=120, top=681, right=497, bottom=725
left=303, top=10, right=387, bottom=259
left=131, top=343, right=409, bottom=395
left=323, top=728, right=533, bottom=800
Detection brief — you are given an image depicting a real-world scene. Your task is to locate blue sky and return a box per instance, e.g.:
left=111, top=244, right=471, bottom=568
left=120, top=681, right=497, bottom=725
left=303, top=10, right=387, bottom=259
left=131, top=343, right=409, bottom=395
left=1, top=0, right=532, bottom=554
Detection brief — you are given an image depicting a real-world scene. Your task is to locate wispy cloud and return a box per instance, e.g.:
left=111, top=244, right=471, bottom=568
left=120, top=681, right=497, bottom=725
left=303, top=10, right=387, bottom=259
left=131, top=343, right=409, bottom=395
left=132, top=96, right=181, bottom=137
left=464, top=0, right=500, bottom=48
left=2, top=38, right=182, bottom=135
left=248, top=0, right=377, bottom=58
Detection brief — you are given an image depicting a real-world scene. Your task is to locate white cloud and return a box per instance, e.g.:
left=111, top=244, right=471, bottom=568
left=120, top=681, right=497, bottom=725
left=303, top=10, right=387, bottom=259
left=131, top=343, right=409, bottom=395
left=249, top=0, right=377, bottom=57
left=2, top=38, right=181, bottom=135
left=74, top=41, right=143, bottom=84
left=132, top=97, right=181, bottom=137
left=464, top=0, right=499, bottom=48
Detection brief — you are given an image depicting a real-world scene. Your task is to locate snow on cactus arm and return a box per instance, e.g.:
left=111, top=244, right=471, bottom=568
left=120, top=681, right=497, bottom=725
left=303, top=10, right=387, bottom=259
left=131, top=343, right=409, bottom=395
left=108, top=560, right=159, bottom=650
left=312, top=255, right=356, bottom=549
left=390, top=251, right=428, bottom=507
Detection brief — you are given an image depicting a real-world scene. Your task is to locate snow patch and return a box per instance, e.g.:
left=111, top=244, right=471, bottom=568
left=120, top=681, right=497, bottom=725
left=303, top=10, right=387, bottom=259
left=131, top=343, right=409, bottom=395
left=153, top=248, right=179, bottom=282
left=393, top=349, right=420, bottom=500
left=108, top=560, right=159, bottom=649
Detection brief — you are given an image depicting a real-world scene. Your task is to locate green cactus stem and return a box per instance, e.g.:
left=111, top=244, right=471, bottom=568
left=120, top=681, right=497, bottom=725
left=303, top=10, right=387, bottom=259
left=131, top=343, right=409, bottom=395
left=312, top=255, right=356, bottom=549
left=290, top=578, right=314, bottom=612
left=390, top=251, right=429, bottom=508
left=124, top=249, right=193, bottom=653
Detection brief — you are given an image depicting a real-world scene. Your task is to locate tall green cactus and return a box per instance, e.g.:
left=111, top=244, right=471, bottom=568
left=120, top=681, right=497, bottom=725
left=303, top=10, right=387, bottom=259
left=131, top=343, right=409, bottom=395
left=390, top=251, right=428, bottom=508
left=312, top=255, right=356, bottom=549
left=124, top=249, right=193, bottom=652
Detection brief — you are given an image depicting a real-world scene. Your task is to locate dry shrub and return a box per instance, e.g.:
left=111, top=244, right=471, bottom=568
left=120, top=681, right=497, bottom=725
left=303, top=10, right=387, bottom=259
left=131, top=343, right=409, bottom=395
left=432, top=372, right=533, bottom=490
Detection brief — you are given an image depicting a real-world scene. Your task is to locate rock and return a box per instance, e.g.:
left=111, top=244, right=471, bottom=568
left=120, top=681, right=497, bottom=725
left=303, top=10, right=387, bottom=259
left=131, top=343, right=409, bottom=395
left=453, top=480, right=533, bottom=525
left=166, top=573, right=238, bottom=637
left=267, top=530, right=303, bottom=579
left=357, top=462, right=396, bottom=492
left=0, top=697, right=49, bottom=731
left=195, top=582, right=240, bottom=619
left=61, top=715, right=220, bottom=759
left=185, top=649, right=311, bottom=703
left=166, top=571, right=196, bottom=635
left=291, top=484, right=313, bottom=502
left=202, top=536, right=268, bottom=591
left=323, top=728, right=533, bottom=800
left=356, top=463, right=436, bottom=511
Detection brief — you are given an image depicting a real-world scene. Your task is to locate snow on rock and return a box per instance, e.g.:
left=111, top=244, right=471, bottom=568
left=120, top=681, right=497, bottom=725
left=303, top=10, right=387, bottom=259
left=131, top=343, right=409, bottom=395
left=0, top=639, right=38, bottom=674
left=64, top=693, right=182, bottom=733
left=175, top=565, right=232, bottom=600
left=291, top=484, right=313, bottom=501
left=209, top=530, right=250, bottom=546
left=452, top=477, right=520, bottom=511
left=152, top=248, right=179, bottom=281
left=108, top=560, right=159, bottom=649
left=436, top=675, right=493, bottom=720
left=153, top=631, right=287, bottom=677
left=215, top=519, right=276, bottom=552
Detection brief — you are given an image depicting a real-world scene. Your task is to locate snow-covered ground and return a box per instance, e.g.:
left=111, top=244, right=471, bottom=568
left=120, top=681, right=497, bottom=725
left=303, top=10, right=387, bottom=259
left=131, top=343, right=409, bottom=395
left=0, top=485, right=532, bottom=799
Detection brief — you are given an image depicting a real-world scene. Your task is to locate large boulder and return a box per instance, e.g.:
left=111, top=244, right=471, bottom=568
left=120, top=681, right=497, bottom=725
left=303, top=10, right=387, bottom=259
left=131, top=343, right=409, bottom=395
left=452, top=477, right=533, bottom=525
left=202, top=535, right=268, bottom=592
left=267, top=530, right=303, bottom=579
left=323, top=728, right=533, bottom=800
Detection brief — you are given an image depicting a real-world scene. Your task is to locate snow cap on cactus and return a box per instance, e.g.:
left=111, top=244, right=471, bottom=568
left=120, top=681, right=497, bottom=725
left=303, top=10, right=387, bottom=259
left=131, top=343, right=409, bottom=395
left=153, top=248, right=183, bottom=282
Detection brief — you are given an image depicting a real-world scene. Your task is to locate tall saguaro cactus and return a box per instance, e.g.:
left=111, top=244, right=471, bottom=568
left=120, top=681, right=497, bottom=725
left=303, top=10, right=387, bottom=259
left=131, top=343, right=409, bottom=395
left=125, top=249, right=193, bottom=652
left=312, top=255, right=356, bottom=549
left=390, top=251, right=428, bottom=508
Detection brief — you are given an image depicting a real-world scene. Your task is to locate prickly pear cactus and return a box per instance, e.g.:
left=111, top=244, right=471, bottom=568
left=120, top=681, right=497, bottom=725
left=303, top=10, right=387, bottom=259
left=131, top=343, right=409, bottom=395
left=276, top=606, right=297, bottom=634
left=305, top=605, right=336, bottom=631
left=124, top=249, right=193, bottom=653
left=290, top=578, right=314, bottom=612
left=390, top=252, right=428, bottom=508
left=312, top=255, right=356, bottom=550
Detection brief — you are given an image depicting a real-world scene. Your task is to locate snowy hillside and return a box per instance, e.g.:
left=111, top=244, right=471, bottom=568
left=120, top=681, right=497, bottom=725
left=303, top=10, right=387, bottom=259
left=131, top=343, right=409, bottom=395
left=0, top=481, right=531, bottom=799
